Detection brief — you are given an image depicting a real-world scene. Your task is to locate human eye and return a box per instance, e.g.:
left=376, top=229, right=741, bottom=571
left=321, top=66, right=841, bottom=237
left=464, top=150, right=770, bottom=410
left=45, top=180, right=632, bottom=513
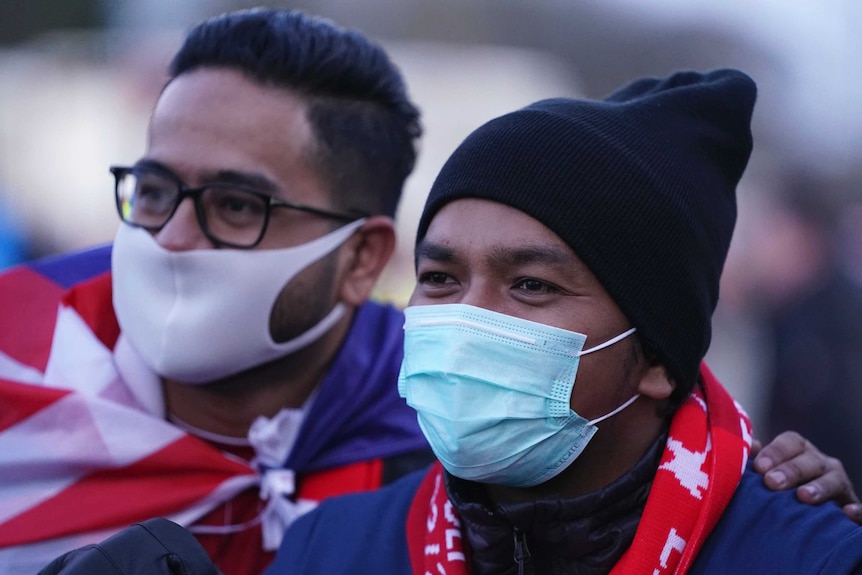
left=207, top=188, right=266, bottom=227
left=418, top=271, right=455, bottom=286
left=414, top=265, right=461, bottom=300
left=513, top=277, right=560, bottom=295
left=132, top=173, right=175, bottom=214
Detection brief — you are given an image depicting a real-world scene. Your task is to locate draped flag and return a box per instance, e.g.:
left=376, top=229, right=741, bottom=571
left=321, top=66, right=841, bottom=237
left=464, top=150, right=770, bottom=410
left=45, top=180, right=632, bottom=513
left=0, top=245, right=429, bottom=573
left=0, top=249, right=260, bottom=570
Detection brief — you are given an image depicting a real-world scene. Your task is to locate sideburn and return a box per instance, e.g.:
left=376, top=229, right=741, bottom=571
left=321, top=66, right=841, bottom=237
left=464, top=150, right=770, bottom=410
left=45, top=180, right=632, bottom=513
left=268, top=248, right=340, bottom=343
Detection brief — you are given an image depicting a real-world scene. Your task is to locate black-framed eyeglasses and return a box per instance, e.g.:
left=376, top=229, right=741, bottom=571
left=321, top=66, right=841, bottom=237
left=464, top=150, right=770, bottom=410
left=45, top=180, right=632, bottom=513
left=110, top=165, right=367, bottom=249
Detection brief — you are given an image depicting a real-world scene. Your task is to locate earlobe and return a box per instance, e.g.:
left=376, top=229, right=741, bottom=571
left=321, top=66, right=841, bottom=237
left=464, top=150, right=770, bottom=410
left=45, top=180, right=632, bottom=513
left=637, top=364, right=675, bottom=400
left=338, top=216, right=397, bottom=306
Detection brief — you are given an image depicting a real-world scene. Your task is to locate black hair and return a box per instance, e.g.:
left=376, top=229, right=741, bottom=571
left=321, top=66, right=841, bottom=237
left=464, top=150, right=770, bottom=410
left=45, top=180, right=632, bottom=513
left=168, top=8, right=421, bottom=217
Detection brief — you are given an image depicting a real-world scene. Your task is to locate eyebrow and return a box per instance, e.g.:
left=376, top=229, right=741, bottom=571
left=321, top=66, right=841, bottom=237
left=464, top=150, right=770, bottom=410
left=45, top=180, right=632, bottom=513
left=134, top=159, right=280, bottom=195
left=489, top=244, right=574, bottom=267
left=414, top=240, right=457, bottom=264
left=414, top=240, right=575, bottom=267
left=208, top=170, right=279, bottom=194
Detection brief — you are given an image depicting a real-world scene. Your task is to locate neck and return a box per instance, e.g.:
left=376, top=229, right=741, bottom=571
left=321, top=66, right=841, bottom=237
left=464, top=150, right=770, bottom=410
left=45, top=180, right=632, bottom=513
left=162, top=309, right=354, bottom=438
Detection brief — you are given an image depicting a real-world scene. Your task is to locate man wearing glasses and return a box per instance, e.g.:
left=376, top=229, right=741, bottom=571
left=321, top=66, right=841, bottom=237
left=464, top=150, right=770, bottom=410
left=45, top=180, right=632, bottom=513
left=0, top=8, right=858, bottom=575
left=0, top=9, right=430, bottom=575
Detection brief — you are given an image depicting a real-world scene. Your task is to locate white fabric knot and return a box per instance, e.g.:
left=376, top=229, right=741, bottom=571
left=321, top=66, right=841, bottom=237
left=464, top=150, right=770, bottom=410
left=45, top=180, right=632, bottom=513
left=247, top=408, right=316, bottom=550
left=248, top=407, right=305, bottom=468
left=258, top=468, right=317, bottom=551
left=186, top=408, right=316, bottom=551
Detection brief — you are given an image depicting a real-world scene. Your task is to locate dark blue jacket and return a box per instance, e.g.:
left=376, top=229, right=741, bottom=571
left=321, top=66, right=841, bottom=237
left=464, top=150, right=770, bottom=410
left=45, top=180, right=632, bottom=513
left=267, top=464, right=862, bottom=574
left=689, top=466, right=862, bottom=573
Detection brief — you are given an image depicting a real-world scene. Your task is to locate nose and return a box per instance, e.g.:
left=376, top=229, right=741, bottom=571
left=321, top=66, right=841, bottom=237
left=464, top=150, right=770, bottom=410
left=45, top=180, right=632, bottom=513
left=152, top=198, right=213, bottom=252
left=455, top=280, right=510, bottom=316
left=460, top=292, right=496, bottom=313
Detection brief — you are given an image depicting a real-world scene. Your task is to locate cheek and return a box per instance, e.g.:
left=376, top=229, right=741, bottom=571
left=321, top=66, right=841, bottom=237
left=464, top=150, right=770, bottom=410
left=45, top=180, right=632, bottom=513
left=406, top=285, right=427, bottom=306
left=257, top=215, right=335, bottom=249
left=569, top=361, right=605, bottom=418
left=569, top=344, right=642, bottom=417
left=268, top=253, right=339, bottom=341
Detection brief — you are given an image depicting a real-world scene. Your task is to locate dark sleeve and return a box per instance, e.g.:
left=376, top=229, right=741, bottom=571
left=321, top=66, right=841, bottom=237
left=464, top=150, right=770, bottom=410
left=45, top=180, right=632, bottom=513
left=690, top=467, right=862, bottom=574
left=37, top=518, right=222, bottom=575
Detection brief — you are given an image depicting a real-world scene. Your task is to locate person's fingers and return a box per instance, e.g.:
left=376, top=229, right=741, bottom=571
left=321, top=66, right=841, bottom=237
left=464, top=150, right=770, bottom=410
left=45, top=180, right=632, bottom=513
left=753, top=430, right=860, bottom=524
left=753, top=430, right=806, bottom=474
left=750, top=437, right=763, bottom=457
left=843, top=503, right=862, bottom=525
left=790, top=463, right=848, bottom=504
left=763, top=450, right=833, bottom=493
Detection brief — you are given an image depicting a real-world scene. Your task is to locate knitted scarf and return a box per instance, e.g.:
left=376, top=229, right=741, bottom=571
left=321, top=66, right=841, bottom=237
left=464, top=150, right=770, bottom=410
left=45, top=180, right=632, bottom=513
left=406, top=364, right=752, bottom=575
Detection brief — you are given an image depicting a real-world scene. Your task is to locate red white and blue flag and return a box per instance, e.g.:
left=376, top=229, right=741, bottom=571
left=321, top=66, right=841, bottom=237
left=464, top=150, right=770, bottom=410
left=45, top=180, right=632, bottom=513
left=0, top=248, right=257, bottom=571
left=0, top=245, right=429, bottom=573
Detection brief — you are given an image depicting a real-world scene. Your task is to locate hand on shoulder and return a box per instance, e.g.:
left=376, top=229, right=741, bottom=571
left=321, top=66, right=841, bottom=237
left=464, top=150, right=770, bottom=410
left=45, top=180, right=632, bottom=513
left=753, top=430, right=862, bottom=524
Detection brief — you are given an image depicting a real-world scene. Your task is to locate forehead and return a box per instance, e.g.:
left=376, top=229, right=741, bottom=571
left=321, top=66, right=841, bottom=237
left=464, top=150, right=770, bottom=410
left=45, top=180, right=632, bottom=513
left=145, top=68, right=321, bottom=198
left=420, top=198, right=576, bottom=259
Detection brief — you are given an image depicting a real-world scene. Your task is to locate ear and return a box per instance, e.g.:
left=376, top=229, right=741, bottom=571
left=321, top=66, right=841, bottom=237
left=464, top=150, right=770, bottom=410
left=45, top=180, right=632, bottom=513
left=637, top=364, right=675, bottom=401
left=337, top=216, right=397, bottom=307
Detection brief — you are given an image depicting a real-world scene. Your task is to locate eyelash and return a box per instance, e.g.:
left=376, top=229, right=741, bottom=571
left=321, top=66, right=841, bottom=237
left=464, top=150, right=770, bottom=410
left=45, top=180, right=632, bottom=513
left=514, top=278, right=559, bottom=293
left=418, top=271, right=453, bottom=285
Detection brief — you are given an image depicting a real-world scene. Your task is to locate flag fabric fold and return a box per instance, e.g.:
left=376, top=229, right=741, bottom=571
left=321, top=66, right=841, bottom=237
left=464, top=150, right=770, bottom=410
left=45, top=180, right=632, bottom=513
left=0, top=247, right=427, bottom=573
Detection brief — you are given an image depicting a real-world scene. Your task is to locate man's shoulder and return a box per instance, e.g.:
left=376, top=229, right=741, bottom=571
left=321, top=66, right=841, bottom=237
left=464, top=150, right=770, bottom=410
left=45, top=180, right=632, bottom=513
left=336, top=300, right=404, bottom=363
left=324, top=299, right=404, bottom=378
left=26, top=245, right=113, bottom=289
left=690, top=466, right=862, bottom=574
left=266, top=465, right=429, bottom=575
left=314, top=462, right=427, bottom=516
left=0, top=245, right=114, bottom=372
left=355, top=299, right=405, bottom=335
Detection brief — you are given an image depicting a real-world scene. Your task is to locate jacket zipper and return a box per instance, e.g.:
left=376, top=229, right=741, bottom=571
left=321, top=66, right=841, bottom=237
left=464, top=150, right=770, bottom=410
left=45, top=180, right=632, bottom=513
left=513, top=527, right=531, bottom=575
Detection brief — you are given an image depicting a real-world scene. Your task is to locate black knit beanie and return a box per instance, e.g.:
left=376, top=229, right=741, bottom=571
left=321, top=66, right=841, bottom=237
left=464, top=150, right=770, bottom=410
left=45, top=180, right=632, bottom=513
left=416, top=69, right=756, bottom=394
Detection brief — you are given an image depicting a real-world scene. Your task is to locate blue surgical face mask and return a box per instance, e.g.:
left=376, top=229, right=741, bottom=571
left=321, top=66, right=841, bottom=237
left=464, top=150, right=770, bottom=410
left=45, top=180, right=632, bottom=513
left=397, top=303, right=638, bottom=487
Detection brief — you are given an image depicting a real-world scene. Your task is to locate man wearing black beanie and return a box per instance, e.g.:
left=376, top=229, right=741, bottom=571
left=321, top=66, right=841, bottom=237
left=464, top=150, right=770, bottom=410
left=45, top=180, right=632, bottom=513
left=267, top=69, right=862, bottom=574
left=26, top=67, right=860, bottom=575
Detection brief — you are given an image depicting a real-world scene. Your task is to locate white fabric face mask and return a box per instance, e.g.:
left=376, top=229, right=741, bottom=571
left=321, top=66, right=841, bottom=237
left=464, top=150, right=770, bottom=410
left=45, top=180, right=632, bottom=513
left=111, top=219, right=365, bottom=384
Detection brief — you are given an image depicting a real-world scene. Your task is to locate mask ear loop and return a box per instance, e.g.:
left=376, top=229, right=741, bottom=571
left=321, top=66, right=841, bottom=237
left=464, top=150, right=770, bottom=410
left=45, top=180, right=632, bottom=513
left=577, top=327, right=638, bottom=356
left=575, top=327, right=640, bottom=426
left=588, top=394, right=640, bottom=426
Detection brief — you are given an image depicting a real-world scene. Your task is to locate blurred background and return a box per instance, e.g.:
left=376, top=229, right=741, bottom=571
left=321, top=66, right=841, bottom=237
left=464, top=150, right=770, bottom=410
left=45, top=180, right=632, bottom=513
left=1, top=0, right=860, bottom=483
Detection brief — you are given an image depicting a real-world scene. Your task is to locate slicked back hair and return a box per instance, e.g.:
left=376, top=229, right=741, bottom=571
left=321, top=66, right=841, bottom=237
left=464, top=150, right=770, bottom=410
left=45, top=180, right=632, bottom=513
left=168, top=8, right=421, bottom=218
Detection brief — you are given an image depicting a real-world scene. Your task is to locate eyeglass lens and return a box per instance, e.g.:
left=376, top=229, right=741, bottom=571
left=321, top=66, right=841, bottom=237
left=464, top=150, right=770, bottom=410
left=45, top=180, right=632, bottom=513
left=116, top=169, right=269, bottom=247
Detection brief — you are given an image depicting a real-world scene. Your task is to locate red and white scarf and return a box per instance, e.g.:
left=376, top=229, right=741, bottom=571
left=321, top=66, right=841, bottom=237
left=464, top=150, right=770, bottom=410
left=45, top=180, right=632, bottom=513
left=406, top=363, right=752, bottom=575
